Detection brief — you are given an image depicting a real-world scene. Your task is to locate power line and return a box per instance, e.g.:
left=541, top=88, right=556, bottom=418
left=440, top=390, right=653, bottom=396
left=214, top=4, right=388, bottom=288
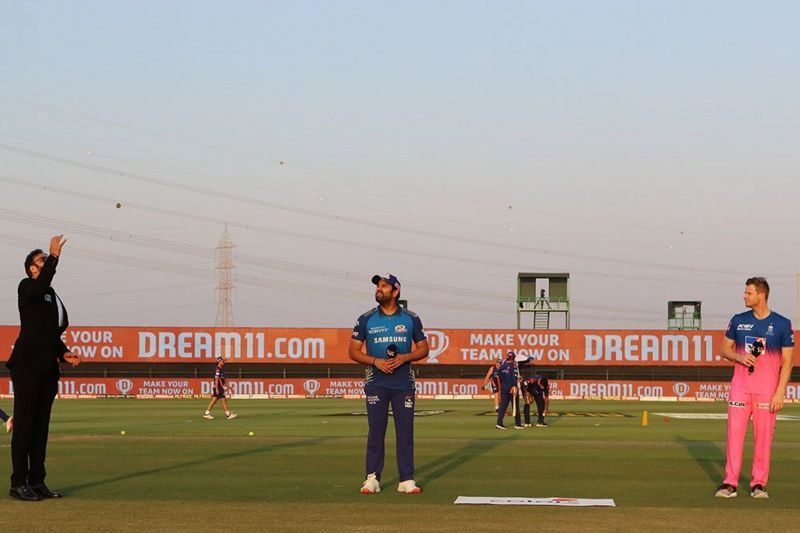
left=0, top=148, right=779, bottom=276
left=2, top=94, right=690, bottom=236
left=5, top=174, right=777, bottom=284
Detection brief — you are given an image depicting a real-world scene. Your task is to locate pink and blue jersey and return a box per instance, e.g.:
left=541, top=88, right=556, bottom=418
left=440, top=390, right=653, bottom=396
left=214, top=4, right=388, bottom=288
left=352, top=306, right=426, bottom=392
left=725, top=310, right=794, bottom=394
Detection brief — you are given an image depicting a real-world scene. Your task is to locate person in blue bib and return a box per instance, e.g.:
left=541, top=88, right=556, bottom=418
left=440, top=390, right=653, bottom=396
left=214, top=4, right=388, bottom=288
left=349, top=273, right=429, bottom=495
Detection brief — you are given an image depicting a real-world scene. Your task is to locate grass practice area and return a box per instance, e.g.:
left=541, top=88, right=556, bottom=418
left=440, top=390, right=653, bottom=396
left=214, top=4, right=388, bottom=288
left=3, top=399, right=800, bottom=532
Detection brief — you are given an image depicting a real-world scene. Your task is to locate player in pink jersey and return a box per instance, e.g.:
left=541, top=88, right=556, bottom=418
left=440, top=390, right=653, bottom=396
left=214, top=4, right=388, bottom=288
left=715, top=277, right=794, bottom=499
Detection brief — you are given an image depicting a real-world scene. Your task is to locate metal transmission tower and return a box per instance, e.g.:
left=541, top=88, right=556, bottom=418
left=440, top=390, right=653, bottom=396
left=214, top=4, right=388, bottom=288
left=215, top=225, right=235, bottom=327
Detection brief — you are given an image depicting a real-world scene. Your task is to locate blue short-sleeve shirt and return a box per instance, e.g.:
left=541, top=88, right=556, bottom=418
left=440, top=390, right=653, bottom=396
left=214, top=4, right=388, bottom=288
left=352, top=306, right=427, bottom=391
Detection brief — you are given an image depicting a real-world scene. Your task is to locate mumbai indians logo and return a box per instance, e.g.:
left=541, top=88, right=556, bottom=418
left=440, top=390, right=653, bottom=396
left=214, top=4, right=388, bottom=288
left=672, top=383, right=690, bottom=397
left=303, top=379, right=321, bottom=396
left=116, top=379, right=134, bottom=396
left=425, top=330, right=449, bottom=364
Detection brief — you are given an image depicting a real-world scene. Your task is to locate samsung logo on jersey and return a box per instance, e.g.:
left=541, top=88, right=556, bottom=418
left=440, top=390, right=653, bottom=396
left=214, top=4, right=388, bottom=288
left=374, top=336, right=408, bottom=343
left=737, top=324, right=754, bottom=331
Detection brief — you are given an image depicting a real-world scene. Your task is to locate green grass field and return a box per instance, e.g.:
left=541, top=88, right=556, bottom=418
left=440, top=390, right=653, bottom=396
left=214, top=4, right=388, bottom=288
left=2, top=398, right=800, bottom=532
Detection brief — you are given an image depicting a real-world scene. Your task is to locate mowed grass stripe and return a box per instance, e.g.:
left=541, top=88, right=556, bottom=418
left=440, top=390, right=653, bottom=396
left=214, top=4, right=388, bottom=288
left=2, top=399, right=800, bottom=531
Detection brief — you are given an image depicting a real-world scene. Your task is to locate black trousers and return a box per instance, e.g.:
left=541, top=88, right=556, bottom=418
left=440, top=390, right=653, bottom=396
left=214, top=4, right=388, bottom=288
left=10, top=369, right=59, bottom=487
left=523, top=394, right=546, bottom=425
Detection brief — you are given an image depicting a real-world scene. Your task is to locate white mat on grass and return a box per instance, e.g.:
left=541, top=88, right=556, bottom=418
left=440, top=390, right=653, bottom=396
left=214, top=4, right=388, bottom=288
left=454, top=496, right=616, bottom=507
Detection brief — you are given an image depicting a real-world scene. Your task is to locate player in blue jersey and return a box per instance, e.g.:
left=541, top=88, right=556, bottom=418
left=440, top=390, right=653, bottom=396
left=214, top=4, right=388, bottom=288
left=203, top=356, right=237, bottom=420
left=522, top=375, right=550, bottom=427
left=0, top=408, right=12, bottom=432
left=496, top=351, right=524, bottom=430
left=349, top=273, right=429, bottom=494
left=715, top=277, right=793, bottom=499
left=483, top=359, right=502, bottom=412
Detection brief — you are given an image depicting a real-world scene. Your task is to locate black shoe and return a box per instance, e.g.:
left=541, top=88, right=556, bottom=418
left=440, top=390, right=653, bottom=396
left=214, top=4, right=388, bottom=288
left=30, top=484, right=63, bottom=499
left=9, top=485, right=42, bottom=501
left=714, top=483, right=737, bottom=498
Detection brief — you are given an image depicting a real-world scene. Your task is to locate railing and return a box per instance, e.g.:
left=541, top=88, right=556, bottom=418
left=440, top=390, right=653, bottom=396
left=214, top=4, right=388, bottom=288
left=518, top=297, right=569, bottom=311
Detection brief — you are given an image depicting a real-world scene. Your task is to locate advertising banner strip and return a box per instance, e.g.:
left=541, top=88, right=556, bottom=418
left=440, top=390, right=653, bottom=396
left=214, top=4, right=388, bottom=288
left=454, top=496, right=616, bottom=507
left=2, top=377, right=800, bottom=401
left=3, top=326, right=790, bottom=366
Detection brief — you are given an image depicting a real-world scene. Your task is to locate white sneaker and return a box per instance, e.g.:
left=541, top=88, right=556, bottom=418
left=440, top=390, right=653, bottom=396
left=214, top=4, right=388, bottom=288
left=226, top=412, right=238, bottom=420
left=360, top=473, right=380, bottom=494
left=202, top=413, right=214, bottom=420
left=3, top=416, right=12, bottom=433
left=751, top=485, right=768, bottom=499
left=397, top=480, right=422, bottom=494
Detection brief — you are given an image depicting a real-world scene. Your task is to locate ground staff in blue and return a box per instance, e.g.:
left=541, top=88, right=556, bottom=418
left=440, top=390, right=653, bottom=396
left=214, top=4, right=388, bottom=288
left=349, top=273, right=429, bottom=494
left=522, top=376, right=550, bottom=427
left=496, top=351, right=523, bottom=430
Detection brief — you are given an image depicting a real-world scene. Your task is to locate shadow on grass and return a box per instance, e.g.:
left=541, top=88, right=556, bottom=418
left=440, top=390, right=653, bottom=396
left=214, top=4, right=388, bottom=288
left=61, top=437, right=332, bottom=495
left=674, top=436, right=725, bottom=483
left=383, top=436, right=519, bottom=488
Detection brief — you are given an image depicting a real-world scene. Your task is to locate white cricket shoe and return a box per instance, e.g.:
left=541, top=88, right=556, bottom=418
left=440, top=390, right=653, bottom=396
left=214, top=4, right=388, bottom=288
left=751, top=485, right=768, bottom=499
left=226, top=412, right=238, bottom=420
left=203, top=413, right=214, bottom=420
left=397, top=480, right=422, bottom=494
left=360, top=473, right=380, bottom=494
left=3, top=416, right=12, bottom=433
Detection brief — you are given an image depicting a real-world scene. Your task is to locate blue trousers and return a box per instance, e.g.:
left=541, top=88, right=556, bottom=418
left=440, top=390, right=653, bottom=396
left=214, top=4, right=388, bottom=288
left=497, top=391, right=521, bottom=427
left=524, top=394, right=546, bottom=424
left=364, top=384, right=415, bottom=482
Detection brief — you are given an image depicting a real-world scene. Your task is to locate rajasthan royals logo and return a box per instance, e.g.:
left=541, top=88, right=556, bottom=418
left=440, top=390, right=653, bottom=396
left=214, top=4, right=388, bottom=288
left=303, top=379, right=321, bottom=396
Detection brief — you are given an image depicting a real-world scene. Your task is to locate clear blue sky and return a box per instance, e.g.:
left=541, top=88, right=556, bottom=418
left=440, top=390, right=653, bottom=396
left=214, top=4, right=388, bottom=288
left=1, top=1, right=798, bottom=328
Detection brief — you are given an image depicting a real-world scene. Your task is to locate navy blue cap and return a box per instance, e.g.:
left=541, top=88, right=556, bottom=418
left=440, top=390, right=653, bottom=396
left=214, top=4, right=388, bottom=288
left=371, top=273, right=401, bottom=291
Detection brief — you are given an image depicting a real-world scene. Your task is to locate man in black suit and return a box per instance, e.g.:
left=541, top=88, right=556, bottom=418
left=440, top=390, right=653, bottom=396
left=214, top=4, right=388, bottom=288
left=7, top=235, right=79, bottom=501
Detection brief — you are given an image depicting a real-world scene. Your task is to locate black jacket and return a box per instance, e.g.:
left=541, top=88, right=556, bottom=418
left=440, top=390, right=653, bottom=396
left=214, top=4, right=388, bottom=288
left=6, top=255, right=69, bottom=372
